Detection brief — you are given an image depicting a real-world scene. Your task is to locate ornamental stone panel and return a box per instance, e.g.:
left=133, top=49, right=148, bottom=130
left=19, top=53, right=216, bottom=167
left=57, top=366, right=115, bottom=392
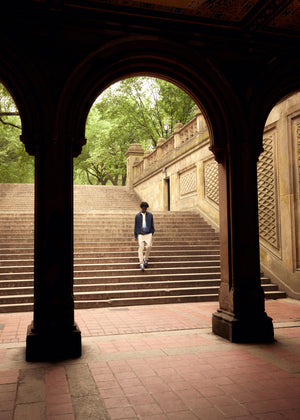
left=257, top=131, right=279, bottom=249
left=204, top=159, right=219, bottom=205
left=180, top=168, right=197, bottom=197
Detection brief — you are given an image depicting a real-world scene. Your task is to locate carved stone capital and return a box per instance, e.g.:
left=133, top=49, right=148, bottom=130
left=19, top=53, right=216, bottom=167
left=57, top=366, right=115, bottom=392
left=209, top=144, right=225, bottom=163
left=20, top=134, right=37, bottom=156
left=71, top=137, right=87, bottom=157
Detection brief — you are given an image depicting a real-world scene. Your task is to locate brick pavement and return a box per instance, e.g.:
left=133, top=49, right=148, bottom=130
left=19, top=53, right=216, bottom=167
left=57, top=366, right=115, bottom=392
left=0, top=298, right=299, bottom=419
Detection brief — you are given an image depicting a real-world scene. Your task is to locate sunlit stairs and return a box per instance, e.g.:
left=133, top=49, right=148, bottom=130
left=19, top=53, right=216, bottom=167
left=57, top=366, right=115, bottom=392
left=0, top=183, right=286, bottom=312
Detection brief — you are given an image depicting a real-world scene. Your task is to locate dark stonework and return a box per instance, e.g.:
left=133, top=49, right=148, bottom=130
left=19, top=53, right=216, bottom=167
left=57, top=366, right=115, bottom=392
left=212, top=310, right=274, bottom=343
left=26, top=322, right=81, bottom=362
left=25, top=135, right=82, bottom=361
left=211, top=133, right=275, bottom=343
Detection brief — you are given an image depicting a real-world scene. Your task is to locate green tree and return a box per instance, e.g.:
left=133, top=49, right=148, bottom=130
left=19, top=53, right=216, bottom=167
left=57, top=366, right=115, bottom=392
left=74, top=77, right=196, bottom=185
left=0, top=84, right=34, bottom=183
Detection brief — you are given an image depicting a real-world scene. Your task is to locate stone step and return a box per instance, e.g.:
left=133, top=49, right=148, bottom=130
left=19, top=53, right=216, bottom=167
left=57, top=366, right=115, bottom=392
left=0, top=260, right=221, bottom=272
left=0, top=277, right=276, bottom=294
left=0, top=287, right=287, bottom=312
left=0, top=225, right=212, bottom=232
left=0, top=255, right=221, bottom=265
left=0, top=257, right=220, bottom=273
left=0, top=234, right=220, bottom=241
left=0, top=241, right=220, bottom=248
left=74, top=266, right=221, bottom=277
left=0, top=245, right=220, bottom=254
left=0, top=276, right=279, bottom=289
left=0, top=225, right=215, bottom=230
left=0, top=267, right=221, bottom=280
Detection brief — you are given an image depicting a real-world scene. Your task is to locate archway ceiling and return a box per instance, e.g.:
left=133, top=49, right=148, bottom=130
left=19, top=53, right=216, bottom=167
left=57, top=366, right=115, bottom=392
left=65, top=0, right=299, bottom=36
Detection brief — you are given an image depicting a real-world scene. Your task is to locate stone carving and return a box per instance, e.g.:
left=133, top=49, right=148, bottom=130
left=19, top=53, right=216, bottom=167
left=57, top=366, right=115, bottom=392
left=180, top=119, right=198, bottom=145
left=180, top=168, right=197, bottom=196
left=204, top=159, right=219, bottom=205
left=257, top=132, right=279, bottom=249
left=268, top=2, right=300, bottom=31
left=192, top=0, right=256, bottom=20
left=104, top=0, right=256, bottom=20
left=162, top=138, right=174, bottom=158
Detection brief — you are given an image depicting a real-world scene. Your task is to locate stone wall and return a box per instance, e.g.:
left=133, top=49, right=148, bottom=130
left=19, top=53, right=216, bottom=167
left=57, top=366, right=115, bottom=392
left=258, top=92, right=300, bottom=298
left=126, top=93, right=300, bottom=297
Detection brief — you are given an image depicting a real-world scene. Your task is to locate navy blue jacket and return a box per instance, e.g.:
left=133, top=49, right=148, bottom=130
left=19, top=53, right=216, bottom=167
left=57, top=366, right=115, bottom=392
left=134, top=211, right=155, bottom=238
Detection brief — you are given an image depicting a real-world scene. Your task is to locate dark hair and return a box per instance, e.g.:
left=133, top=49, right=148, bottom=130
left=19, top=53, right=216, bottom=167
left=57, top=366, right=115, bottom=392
left=140, top=202, right=149, bottom=208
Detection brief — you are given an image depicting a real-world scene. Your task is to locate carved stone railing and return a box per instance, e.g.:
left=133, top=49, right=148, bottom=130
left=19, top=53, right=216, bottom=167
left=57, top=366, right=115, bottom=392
left=126, top=109, right=208, bottom=187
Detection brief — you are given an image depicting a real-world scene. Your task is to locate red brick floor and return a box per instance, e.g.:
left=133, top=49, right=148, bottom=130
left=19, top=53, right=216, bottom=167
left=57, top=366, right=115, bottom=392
left=0, top=298, right=299, bottom=419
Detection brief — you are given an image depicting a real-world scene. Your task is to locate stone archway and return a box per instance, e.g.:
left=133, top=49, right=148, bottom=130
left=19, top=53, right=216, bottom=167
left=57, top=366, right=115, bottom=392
left=56, top=36, right=274, bottom=345
left=2, top=29, right=298, bottom=359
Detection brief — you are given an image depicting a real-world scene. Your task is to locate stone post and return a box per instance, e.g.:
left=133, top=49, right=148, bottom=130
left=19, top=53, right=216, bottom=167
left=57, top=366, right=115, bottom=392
left=156, top=137, right=165, bottom=160
left=173, top=123, right=183, bottom=148
left=126, top=143, right=145, bottom=189
left=211, top=139, right=274, bottom=343
left=195, top=108, right=207, bottom=133
left=26, top=134, right=81, bottom=361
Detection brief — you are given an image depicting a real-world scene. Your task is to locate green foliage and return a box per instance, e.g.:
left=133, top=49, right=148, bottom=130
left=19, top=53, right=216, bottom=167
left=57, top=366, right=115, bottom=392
left=74, top=77, right=196, bottom=185
left=1, top=78, right=196, bottom=186
left=0, top=84, right=34, bottom=183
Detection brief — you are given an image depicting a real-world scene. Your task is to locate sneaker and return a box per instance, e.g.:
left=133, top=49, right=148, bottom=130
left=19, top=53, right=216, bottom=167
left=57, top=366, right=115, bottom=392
left=140, top=264, right=145, bottom=270
left=144, top=259, right=148, bottom=267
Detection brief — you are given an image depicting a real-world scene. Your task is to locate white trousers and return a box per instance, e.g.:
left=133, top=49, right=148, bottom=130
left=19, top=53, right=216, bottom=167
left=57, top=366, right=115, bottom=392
left=138, top=233, right=153, bottom=264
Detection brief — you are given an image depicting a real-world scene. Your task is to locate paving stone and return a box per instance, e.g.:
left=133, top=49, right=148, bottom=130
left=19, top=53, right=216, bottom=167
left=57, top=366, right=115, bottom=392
left=0, top=300, right=299, bottom=418
left=15, top=368, right=45, bottom=404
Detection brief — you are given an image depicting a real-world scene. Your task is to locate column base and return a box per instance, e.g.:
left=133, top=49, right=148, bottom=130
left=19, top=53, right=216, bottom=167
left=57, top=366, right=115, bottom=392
left=212, top=309, right=274, bottom=343
left=26, top=322, right=82, bottom=361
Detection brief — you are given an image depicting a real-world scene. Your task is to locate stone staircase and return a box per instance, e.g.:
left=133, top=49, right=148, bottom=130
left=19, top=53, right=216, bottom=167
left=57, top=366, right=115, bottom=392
left=0, top=183, right=286, bottom=312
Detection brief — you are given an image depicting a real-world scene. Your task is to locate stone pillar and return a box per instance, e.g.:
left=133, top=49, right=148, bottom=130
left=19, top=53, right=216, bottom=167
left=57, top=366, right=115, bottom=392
left=156, top=137, right=165, bottom=160
left=174, top=123, right=183, bottom=148
left=195, top=108, right=207, bottom=133
left=26, top=134, right=82, bottom=361
left=126, top=143, right=145, bottom=189
left=211, top=139, right=274, bottom=343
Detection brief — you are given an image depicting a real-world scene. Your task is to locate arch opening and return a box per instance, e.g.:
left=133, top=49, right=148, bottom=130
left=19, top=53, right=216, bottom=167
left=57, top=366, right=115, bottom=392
left=74, top=76, right=199, bottom=187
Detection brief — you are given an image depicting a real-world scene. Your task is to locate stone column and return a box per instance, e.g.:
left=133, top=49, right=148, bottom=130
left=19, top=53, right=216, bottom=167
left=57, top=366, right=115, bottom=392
left=25, top=134, right=82, bottom=361
left=211, top=139, right=274, bottom=343
left=126, top=143, right=145, bottom=189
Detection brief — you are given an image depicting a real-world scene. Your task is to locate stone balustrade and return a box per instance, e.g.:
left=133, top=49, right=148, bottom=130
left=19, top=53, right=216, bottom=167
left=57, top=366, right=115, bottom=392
left=126, top=108, right=208, bottom=188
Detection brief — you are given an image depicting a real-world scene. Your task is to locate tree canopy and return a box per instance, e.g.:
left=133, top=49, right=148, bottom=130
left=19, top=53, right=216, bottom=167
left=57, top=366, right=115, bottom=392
left=0, top=84, right=34, bottom=183
left=0, top=78, right=196, bottom=185
left=74, top=77, right=196, bottom=185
